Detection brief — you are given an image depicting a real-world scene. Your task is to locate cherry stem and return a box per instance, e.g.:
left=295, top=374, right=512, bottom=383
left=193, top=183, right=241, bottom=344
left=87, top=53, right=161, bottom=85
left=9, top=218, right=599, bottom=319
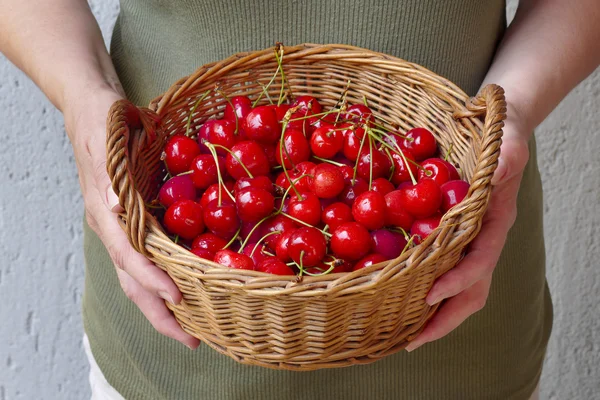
left=204, top=143, right=234, bottom=205
left=223, top=227, right=241, bottom=249
left=238, top=214, right=273, bottom=252
left=185, top=90, right=211, bottom=137
left=363, top=95, right=369, bottom=107
left=303, top=263, right=335, bottom=276
left=444, top=143, right=454, bottom=162
left=352, top=125, right=369, bottom=183
left=250, top=230, right=281, bottom=258
left=334, top=80, right=351, bottom=124
left=274, top=45, right=287, bottom=106
left=371, top=126, right=409, bottom=141
left=280, top=108, right=304, bottom=201
left=210, top=143, right=254, bottom=179
left=297, top=251, right=305, bottom=278
left=368, top=134, right=374, bottom=190
left=215, top=87, right=239, bottom=136
left=253, top=62, right=280, bottom=107
left=173, top=235, right=179, bottom=244
left=312, top=156, right=345, bottom=167
left=384, top=148, right=396, bottom=181
left=256, top=81, right=274, bottom=105
left=280, top=212, right=333, bottom=237
left=367, top=129, right=417, bottom=185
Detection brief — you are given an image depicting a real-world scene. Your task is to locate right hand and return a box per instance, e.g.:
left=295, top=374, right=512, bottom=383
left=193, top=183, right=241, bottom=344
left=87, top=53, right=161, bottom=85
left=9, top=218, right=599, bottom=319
left=64, top=86, right=200, bottom=350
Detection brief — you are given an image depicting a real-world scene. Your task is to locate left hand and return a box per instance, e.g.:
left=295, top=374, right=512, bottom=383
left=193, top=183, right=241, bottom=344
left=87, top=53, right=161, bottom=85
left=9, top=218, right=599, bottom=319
left=405, top=115, right=530, bottom=352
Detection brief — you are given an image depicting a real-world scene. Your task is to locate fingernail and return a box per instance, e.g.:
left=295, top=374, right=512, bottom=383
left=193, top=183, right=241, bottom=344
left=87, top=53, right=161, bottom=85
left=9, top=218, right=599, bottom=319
left=405, top=342, right=422, bottom=352
left=107, top=189, right=120, bottom=212
left=158, top=291, right=175, bottom=305
left=185, top=344, right=195, bottom=351
left=426, top=294, right=443, bottom=306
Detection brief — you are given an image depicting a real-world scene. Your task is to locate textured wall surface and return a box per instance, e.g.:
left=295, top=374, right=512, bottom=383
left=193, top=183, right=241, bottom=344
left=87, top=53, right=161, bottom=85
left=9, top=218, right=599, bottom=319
left=0, top=1, right=598, bottom=399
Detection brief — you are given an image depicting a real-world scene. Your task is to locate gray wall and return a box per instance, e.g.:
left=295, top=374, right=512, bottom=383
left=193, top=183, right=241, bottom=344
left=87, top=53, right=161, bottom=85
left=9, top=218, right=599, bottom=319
left=0, top=1, right=598, bottom=399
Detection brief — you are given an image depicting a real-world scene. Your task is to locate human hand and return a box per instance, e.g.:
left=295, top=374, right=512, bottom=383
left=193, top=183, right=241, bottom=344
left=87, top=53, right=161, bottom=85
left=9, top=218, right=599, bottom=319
left=405, top=113, right=530, bottom=352
left=65, top=86, right=200, bottom=349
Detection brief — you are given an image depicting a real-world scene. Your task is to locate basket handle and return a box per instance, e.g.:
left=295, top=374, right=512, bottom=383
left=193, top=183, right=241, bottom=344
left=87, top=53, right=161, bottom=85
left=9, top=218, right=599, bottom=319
left=106, top=99, right=160, bottom=255
left=454, top=84, right=506, bottom=191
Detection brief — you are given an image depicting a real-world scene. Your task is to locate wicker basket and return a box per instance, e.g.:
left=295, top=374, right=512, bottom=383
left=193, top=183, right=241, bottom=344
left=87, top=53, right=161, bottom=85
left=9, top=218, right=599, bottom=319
left=106, top=43, right=505, bottom=371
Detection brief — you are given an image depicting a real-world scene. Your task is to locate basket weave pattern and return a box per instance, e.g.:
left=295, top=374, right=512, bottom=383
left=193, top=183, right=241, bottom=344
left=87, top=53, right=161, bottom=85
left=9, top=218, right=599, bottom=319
left=106, top=44, right=505, bottom=370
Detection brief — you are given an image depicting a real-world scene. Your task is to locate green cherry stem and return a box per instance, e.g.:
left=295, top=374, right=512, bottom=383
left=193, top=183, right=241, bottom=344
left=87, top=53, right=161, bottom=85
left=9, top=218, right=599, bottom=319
left=215, top=87, right=240, bottom=136
left=444, top=143, right=454, bottom=162
left=352, top=125, right=369, bottom=184
left=280, top=212, right=333, bottom=237
left=223, top=227, right=242, bottom=249
left=367, top=129, right=418, bottom=185
left=368, top=134, right=374, bottom=190
left=185, top=90, right=211, bottom=137
left=274, top=44, right=287, bottom=106
left=204, top=143, right=228, bottom=205
left=210, top=143, right=254, bottom=179
left=312, top=156, right=345, bottom=167
left=250, top=230, right=282, bottom=258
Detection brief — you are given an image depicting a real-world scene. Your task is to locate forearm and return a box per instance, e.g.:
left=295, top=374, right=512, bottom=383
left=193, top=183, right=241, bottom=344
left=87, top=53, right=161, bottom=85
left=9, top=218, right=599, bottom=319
left=0, top=0, right=122, bottom=119
left=482, top=0, right=600, bottom=134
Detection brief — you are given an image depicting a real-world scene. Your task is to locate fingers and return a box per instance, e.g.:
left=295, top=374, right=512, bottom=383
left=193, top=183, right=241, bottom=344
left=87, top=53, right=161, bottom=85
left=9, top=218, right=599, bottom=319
left=117, top=269, right=201, bottom=350
left=491, top=135, right=529, bottom=186
left=406, top=276, right=492, bottom=352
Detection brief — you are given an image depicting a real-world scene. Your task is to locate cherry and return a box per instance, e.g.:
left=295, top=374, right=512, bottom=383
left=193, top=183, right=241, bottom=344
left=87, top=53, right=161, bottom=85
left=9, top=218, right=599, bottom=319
left=275, top=163, right=314, bottom=192
left=311, top=163, right=345, bottom=198
left=256, top=257, right=295, bottom=275
left=199, top=182, right=234, bottom=209
left=370, top=229, right=407, bottom=259
left=224, top=95, right=253, bottom=128
left=214, top=249, right=255, bottom=270
left=287, top=227, right=327, bottom=267
left=310, top=126, right=343, bottom=158
left=275, top=230, right=294, bottom=262
left=411, top=215, right=442, bottom=244
left=351, top=191, right=386, bottom=230
left=292, top=95, right=322, bottom=115
left=322, top=202, right=353, bottom=230
left=383, top=130, right=406, bottom=150
left=226, top=141, right=270, bottom=180
left=288, top=191, right=322, bottom=226
left=192, top=233, right=228, bottom=253
left=275, top=104, right=292, bottom=124
left=235, top=187, right=275, bottom=222
left=318, top=256, right=354, bottom=273
left=344, top=103, right=373, bottom=126
left=343, top=127, right=366, bottom=161
left=233, top=176, right=274, bottom=195
left=241, top=243, right=270, bottom=266
left=440, top=159, right=461, bottom=180
left=244, top=105, right=280, bottom=143
left=240, top=220, right=263, bottom=244
left=356, top=147, right=392, bottom=180
left=203, top=199, right=240, bottom=239
left=339, top=177, right=369, bottom=206
left=190, top=154, right=223, bottom=190
left=263, top=143, right=278, bottom=167
left=308, top=115, right=336, bottom=132
left=276, top=129, right=311, bottom=168
left=402, top=127, right=437, bottom=161
left=197, top=119, right=236, bottom=155
left=338, top=165, right=355, bottom=180
left=260, top=215, right=298, bottom=251
left=399, top=179, right=442, bottom=219
left=384, top=190, right=414, bottom=230
left=163, top=135, right=201, bottom=175
left=159, top=175, right=197, bottom=208
left=330, top=222, right=373, bottom=261
left=190, top=247, right=215, bottom=260
left=163, top=199, right=204, bottom=240
left=390, top=150, right=418, bottom=185
left=353, top=253, right=388, bottom=271
left=440, top=180, right=470, bottom=212
left=418, top=158, right=451, bottom=186
left=370, top=177, right=395, bottom=195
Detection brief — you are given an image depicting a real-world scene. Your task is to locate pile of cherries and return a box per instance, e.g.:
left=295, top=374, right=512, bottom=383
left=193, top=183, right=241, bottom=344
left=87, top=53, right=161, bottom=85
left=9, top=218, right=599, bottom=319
left=155, top=93, right=470, bottom=276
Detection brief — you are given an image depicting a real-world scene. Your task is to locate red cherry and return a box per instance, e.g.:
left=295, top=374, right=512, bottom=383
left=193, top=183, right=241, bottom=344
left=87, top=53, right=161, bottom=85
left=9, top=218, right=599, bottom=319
left=343, top=127, right=366, bottom=161
left=276, top=129, right=311, bottom=168
left=197, top=119, right=236, bottom=155
left=190, top=247, right=215, bottom=260
left=233, top=176, right=274, bottom=195
left=402, top=128, right=437, bottom=161
left=287, top=227, right=327, bottom=267
left=383, top=190, right=414, bottom=231
left=370, top=229, right=407, bottom=259
left=292, top=96, right=322, bottom=115
left=411, top=215, right=442, bottom=244
left=226, top=141, right=270, bottom=179
left=235, top=187, right=275, bottom=222
left=339, top=177, right=369, bottom=206
left=224, top=96, right=253, bottom=128
left=159, top=175, right=197, bottom=208
left=322, top=202, right=353, bottom=230
left=330, top=222, right=373, bottom=261
left=275, top=165, right=314, bottom=193
left=440, top=159, right=461, bottom=180
left=274, top=104, right=291, bottom=123
left=344, top=103, right=374, bottom=126
left=163, top=200, right=204, bottom=240
left=261, top=215, right=298, bottom=251
left=390, top=150, right=418, bottom=185
left=353, top=253, right=388, bottom=271
left=214, top=249, right=254, bottom=270
left=244, top=105, right=280, bottom=144
left=356, top=147, right=392, bottom=180
left=311, top=164, right=345, bottom=199
left=190, top=154, right=223, bottom=190
left=351, top=191, right=386, bottom=230
left=383, top=131, right=406, bottom=150
left=275, top=230, right=294, bottom=262
left=310, top=126, right=343, bottom=158
left=203, top=199, right=240, bottom=239
left=418, top=158, right=451, bottom=186
left=257, top=257, right=295, bottom=275
left=308, top=115, right=335, bottom=133
left=440, top=180, right=470, bottom=212
left=399, top=179, right=443, bottom=219
left=192, top=233, right=227, bottom=253
left=338, top=165, right=355, bottom=180
left=199, top=182, right=234, bottom=209
left=288, top=192, right=321, bottom=226
left=240, top=220, right=263, bottom=244
left=164, top=135, right=201, bottom=175
left=370, top=177, right=395, bottom=195
left=241, top=243, right=270, bottom=266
